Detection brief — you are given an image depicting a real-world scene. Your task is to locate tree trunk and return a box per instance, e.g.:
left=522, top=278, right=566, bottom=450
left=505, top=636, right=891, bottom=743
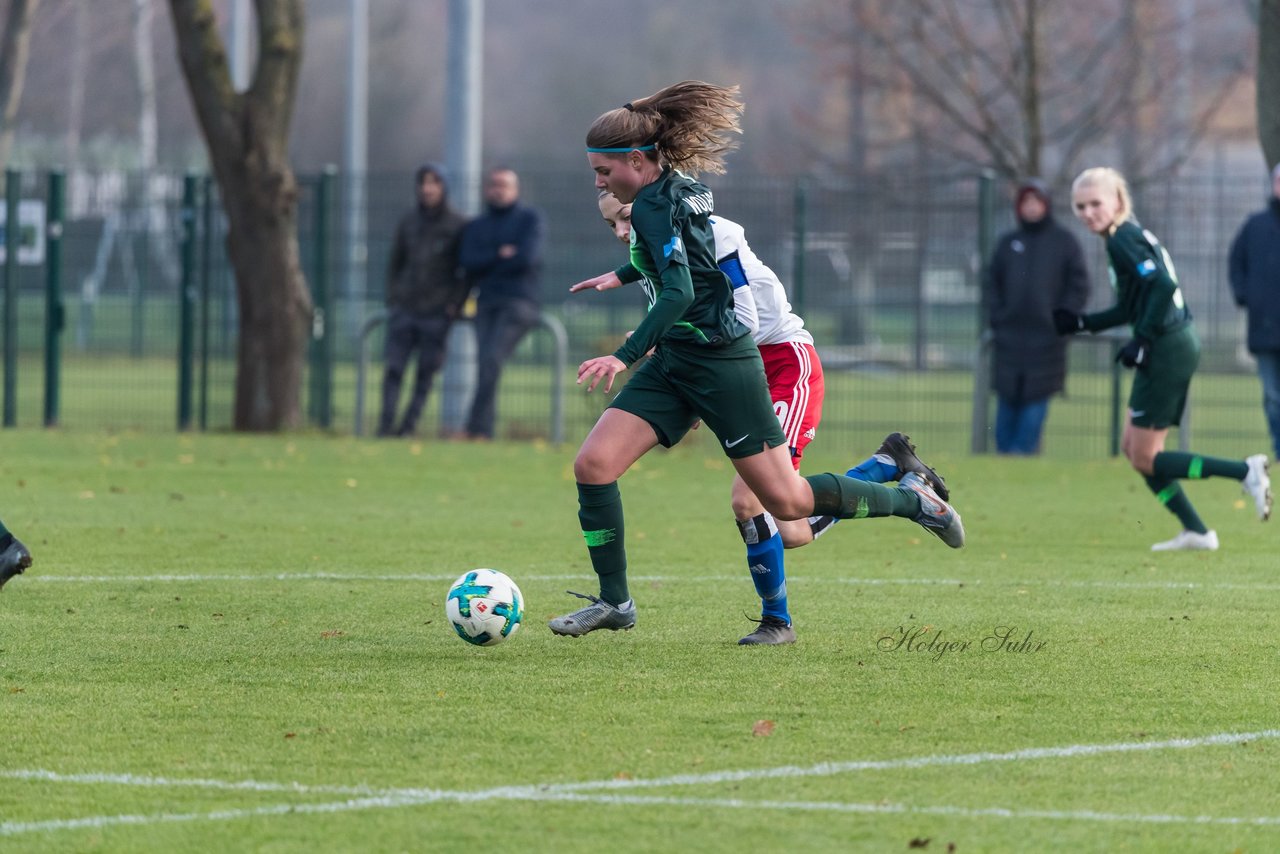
left=1261, top=0, right=1280, bottom=167
left=167, top=0, right=310, bottom=431
left=221, top=161, right=309, bottom=430
left=0, top=0, right=40, bottom=174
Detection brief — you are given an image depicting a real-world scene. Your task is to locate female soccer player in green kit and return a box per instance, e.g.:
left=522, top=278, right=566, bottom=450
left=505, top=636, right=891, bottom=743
left=548, top=81, right=964, bottom=638
left=1057, top=167, right=1271, bottom=551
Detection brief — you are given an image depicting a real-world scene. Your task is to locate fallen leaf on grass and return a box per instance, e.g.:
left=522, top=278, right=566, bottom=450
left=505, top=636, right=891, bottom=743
left=908, top=838, right=931, bottom=849
left=752, top=720, right=775, bottom=737
left=320, top=630, right=346, bottom=639
left=284, top=732, right=296, bottom=739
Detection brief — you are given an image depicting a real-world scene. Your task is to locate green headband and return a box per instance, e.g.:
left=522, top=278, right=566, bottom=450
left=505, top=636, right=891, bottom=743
left=586, top=144, right=656, bottom=153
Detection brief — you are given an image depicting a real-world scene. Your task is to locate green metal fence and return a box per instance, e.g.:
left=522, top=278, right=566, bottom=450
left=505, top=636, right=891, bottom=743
left=0, top=166, right=1274, bottom=460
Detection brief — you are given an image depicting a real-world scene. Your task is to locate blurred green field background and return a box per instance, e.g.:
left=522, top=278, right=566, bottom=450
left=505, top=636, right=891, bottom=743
left=4, top=346, right=1274, bottom=465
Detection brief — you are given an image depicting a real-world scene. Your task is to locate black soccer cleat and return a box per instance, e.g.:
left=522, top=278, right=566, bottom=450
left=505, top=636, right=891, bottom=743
left=877, top=432, right=950, bottom=501
left=0, top=535, right=33, bottom=591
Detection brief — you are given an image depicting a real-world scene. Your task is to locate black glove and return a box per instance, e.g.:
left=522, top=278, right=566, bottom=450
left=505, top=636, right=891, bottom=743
left=1116, top=337, right=1152, bottom=369
left=1053, top=309, right=1085, bottom=335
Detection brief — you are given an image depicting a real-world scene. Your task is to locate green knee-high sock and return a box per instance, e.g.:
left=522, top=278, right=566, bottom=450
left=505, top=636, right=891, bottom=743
left=805, top=473, right=919, bottom=520
left=1144, top=475, right=1208, bottom=534
left=577, top=481, right=629, bottom=605
left=1152, top=451, right=1248, bottom=481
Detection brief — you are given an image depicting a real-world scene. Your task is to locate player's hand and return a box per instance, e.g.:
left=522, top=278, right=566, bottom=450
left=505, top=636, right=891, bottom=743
left=1116, top=337, right=1152, bottom=370
left=577, top=355, right=627, bottom=393
left=570, top=272, right=624, bottom=294
left=1053, top=309, right=1085, bottom=335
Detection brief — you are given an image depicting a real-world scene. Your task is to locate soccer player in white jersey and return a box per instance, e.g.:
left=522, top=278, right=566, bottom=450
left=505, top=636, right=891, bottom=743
left=598, top=191, right=950, bottom=644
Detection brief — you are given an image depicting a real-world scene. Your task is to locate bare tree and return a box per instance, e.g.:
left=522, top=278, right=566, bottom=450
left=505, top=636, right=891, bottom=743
left=167, top=0, right=311, bottom=431
left=0, top=0, right=40, bottom=172
left=1261, top=0, right=1280, bottom=166
left=797, top=0, right=1249, bottom=185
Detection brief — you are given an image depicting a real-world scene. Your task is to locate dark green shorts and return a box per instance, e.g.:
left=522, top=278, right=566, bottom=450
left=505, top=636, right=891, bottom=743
left=609, top=337, right=788, bottom=459
left=1128, top=325, right=1200, bottom=429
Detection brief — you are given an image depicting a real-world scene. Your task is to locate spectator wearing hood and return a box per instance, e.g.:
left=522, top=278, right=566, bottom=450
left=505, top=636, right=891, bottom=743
left=986, top=179, right=1091, bottom=454
left=1228, top=163, right=1280, bottom=460
left=457, top=167, right=545, bottom=441
left=377, top=162, right=470, bottom=438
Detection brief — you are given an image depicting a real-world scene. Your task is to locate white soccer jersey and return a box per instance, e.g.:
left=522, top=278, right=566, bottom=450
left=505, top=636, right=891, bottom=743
left=709, top=216, right=812, bottom=347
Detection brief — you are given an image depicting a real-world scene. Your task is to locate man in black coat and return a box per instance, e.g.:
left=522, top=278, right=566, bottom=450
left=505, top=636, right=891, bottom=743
left=986, top=179, right=1091, bottom=454
left=1229, top=162, right=1280, bottom=459
left=378, top=163, right=470, bottom=437
left=458, top=167, right=544, bottom=441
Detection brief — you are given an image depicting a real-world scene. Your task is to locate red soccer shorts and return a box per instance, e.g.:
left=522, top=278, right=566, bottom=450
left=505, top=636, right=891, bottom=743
left=758, top=341, right=825, bottom=469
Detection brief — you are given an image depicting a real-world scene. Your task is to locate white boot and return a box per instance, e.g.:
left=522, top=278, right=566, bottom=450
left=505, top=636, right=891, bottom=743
left=1151, top=530, right=1219, bottom=552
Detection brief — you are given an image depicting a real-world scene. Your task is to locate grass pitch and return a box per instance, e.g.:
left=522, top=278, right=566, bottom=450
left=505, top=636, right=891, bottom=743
left=1, top=429, right=1278, bottom=852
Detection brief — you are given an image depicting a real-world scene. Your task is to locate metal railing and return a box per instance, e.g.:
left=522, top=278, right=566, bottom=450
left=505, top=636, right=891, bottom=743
left=353, top=311, right=567, bottom=443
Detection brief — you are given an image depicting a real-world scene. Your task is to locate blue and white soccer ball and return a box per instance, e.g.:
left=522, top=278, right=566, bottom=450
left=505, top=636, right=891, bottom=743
left=445, top=569, right=524, bottom=646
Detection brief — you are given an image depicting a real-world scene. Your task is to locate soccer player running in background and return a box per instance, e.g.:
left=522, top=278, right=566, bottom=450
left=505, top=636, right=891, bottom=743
left=1056, top=167, right=1271, bottom=551
left=549, top=81, right=964, bottom=640
left=0, top=519, right=33, bottom=591
left=597, top=191, right=949, bottom=644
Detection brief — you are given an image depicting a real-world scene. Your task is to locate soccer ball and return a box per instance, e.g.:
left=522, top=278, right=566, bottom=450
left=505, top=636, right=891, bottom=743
left=445, top=569, right=524, bottom=646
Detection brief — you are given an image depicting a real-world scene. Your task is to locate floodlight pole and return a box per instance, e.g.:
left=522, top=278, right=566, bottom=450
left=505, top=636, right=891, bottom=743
left=343, top=0, right=369, bottom=339
left=440, top=0, right=484, bottom=437
left=229, top=0, right=251, bottom=91
left=446, top=0, right=484, bottom=217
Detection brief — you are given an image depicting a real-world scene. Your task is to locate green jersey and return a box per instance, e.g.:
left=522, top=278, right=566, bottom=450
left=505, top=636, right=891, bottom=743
left=612, top=168, right=749, bottom=366
left=1083, top=220, right=1191, bottom=340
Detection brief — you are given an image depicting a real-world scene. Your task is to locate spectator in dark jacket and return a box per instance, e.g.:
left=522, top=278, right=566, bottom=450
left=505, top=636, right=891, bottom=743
left=986, top=179, right=1091, bottom=454
left=1229, top=162, right=1280, bottom=459
left=378, top=163, right=470, bottom=437
left=457, top=167, right=544, bottom=440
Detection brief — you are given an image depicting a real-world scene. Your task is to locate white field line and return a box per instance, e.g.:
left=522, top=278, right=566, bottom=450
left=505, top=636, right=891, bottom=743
left=27, top=572, right=1280, bottom=592
left=3, top=729, right=1278, bottom=837
left=5, top=791, right=1280, bottom=837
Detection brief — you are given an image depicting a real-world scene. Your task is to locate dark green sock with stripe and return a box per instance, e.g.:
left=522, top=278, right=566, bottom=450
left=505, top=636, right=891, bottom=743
left=577, top=481, right=629, bottom=606
left=1144, top=475, right=1208, bottom=534
left=1152, top=451, right=1248, bottom=481
left=805, top=473, right=919, bottom=520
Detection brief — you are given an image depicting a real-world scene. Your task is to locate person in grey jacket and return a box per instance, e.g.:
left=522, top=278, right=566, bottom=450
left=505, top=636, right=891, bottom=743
left=1229, top=162, right=1280, bottom=459
left=986, top=179, right=1091, bottom=454
left=378, top=163, right=470, bottom=438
